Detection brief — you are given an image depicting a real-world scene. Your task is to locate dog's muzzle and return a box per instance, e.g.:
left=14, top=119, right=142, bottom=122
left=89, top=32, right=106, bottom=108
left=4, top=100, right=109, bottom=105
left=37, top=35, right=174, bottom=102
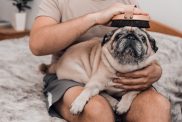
left=112, top=32, right=146, bottom=64
left=122, top=34, right=143, bottom=57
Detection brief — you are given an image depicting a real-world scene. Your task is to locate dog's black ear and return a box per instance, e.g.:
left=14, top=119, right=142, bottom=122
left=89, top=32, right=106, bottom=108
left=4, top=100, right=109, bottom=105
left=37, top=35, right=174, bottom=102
left=147, top=34, right=158, bottom=53
left=101, top=29, right=116, bottom=46
left=141, top=29, right=158, bottom=53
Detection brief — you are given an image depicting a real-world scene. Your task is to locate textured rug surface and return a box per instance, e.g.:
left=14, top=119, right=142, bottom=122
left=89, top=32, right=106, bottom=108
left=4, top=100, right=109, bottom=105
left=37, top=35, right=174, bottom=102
left=0, top=32, right=181, bottom=122
left=152, top=33, right=182, bottom=122
left=0, top=37, right=65, bottom=122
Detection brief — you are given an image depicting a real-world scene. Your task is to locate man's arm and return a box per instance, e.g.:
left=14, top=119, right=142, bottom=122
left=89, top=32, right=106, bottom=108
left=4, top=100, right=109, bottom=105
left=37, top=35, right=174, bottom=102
left=30, top=14, right=96, bottom=56
left=29, top=3, right=147, bottom=56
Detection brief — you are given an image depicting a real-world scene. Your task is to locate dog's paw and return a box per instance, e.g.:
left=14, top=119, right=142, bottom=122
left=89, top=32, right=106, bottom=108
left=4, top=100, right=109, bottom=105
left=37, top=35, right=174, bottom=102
left=116, top=101, right=130, bottom=114
left=70, top=100, right=86, bottom=115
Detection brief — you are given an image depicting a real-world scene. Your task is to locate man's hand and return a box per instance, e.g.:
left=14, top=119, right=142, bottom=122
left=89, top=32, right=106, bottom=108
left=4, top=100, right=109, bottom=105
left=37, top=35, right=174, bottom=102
left=91, top=3, right=148, bottom=25
left=113, top=61, right=162, bottom=91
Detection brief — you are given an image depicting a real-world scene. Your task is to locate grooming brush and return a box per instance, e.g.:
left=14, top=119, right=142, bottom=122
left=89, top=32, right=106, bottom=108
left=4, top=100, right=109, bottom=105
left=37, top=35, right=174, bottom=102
left=111, top=5, right=150, bottom=28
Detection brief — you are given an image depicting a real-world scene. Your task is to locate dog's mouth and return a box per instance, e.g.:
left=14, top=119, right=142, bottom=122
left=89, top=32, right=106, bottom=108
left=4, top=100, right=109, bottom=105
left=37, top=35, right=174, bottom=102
left=112, top=33, right=147, bottom=64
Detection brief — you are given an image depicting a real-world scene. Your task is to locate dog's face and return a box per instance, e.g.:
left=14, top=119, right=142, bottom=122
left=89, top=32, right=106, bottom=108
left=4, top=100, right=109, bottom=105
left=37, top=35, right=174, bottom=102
left=102, top=27, right=158, bottom=65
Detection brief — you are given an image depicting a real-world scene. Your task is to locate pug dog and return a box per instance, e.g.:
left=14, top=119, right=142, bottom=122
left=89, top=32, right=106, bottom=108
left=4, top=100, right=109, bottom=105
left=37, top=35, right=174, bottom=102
left=41, top=27, right=158, bottom=115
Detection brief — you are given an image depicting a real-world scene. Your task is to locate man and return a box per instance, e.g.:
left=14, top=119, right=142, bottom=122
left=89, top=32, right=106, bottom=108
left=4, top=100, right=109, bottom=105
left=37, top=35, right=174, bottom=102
left=30, top=0, right=171, bottom=122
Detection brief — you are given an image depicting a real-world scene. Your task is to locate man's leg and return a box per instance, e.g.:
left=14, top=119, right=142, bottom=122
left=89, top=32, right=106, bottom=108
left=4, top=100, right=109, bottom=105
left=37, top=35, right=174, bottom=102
left=125, top=88, right=171, bottom=122
left=54, top=86, right=115, bottom=122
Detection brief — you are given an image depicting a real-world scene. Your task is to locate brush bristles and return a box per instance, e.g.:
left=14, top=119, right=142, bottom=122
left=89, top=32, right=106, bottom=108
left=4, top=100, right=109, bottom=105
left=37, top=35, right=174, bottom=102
left=111, top=20, right=150, bottom=28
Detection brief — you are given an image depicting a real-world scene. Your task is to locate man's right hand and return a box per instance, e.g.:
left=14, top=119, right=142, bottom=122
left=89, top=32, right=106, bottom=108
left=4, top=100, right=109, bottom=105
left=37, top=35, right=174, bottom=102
left=30, top=3, right=148, bottom=56
left=91, top=3, right=148, bottom=25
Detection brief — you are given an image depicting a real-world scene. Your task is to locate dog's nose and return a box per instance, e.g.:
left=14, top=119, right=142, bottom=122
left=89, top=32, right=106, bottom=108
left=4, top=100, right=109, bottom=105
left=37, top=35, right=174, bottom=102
left=125, top=34, right=137, bottom=48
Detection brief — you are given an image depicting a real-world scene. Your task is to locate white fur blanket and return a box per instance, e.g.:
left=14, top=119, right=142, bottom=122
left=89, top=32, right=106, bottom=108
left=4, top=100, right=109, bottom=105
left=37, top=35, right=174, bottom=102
left=0, top=32, right=181, bottom=122
left=0, top=37, right=65, bottom=122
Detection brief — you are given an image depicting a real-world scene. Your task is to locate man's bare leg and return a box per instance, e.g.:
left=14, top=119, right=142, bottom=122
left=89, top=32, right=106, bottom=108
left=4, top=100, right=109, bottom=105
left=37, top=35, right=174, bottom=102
left=54, top=86, right=115, bottom=122
left=125, top=88, right=171, bottom=122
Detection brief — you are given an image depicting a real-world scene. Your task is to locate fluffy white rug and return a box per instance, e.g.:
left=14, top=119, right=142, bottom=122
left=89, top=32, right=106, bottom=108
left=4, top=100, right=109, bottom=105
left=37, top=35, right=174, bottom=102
left=0, top=32, right=181, bottom=122
left=0, top=37, right=65, bottom=122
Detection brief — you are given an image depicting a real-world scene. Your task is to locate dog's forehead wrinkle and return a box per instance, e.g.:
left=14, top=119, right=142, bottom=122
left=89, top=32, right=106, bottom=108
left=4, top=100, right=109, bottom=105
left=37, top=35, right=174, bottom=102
left=135, top=31, right=148, bottom=42
left=139, top=29, right=150, bottom=38
left=135, top=29, right=143, bottom=35
left=111, top=29, right=122, bottom=40
left=110, top=29, right=127, bottom=43
left=123, top=26, right=138, bottom=31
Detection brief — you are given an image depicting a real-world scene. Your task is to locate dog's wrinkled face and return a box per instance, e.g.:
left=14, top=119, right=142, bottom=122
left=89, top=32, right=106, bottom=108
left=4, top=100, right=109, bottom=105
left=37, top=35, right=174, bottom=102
left=102, top=27, right=158, bottom=65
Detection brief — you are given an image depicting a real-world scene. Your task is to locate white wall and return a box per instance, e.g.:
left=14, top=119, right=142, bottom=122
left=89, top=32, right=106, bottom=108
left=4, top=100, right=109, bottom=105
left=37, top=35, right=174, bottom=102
left=0, top=0, right=17, bottom=24
left=0, top=0, right=40, bottom=29
left=26, top=0, right=41, bottom=29
left=139, top=0, right=182, bottom=31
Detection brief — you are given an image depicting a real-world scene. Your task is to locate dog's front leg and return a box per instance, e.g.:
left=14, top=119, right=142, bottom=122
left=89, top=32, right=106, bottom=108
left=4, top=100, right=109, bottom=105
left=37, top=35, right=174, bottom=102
left=70, top=81, right=104, bottom=115
left=116, top=91, right=139, bottom=114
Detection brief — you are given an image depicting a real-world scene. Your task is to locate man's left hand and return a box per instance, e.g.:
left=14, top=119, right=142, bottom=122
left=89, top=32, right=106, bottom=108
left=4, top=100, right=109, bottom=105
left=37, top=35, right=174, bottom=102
left=113, top=61, right=162, bottom=91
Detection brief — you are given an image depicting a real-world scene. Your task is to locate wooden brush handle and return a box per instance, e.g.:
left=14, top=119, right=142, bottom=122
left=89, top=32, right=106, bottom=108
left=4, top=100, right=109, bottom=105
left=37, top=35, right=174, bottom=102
left=112, top=14, right=150, bottom=21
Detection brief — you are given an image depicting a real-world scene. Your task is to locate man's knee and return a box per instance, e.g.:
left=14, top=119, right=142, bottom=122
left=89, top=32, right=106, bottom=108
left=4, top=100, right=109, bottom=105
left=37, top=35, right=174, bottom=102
left=70, top=95, right=115, bottom=122
left=64, top=86, right=114, bottom=117
left=152, top=91, right=171, bottom=110
left=126, top=88, right=171, bottom=122
left=84, top=95, right=114, bottom=119
left=143, top=88, right=171, bottom=111
left=132, top=88, right=170, bottom=110
left=55, top=86, right=114, bottom=122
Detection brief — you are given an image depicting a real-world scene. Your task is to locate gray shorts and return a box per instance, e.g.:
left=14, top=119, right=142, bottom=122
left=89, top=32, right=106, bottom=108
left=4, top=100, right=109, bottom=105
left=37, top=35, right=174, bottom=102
left=43, top=74, right=84, bottom=118
left=43, top=74, right=122, bottom=121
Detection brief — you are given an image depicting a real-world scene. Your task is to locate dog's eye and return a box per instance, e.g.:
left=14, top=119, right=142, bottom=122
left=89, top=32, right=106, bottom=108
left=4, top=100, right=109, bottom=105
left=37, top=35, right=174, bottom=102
left=141, top=36, right=146, bottom=42
left=115, top=34, right=122, bottom=40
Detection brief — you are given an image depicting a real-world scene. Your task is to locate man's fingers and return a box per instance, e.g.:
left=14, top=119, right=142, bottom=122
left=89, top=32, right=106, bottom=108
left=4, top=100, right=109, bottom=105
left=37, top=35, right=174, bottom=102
left=112, top=3, right=148, bottom=15
left=134, top=8, right=148, bottom=15
left=113, top=77, right=147, bottom=85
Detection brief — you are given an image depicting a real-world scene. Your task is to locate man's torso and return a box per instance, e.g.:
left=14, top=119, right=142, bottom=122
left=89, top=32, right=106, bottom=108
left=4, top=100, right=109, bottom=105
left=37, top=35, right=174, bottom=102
left=38, top=0, right=138, bottom=62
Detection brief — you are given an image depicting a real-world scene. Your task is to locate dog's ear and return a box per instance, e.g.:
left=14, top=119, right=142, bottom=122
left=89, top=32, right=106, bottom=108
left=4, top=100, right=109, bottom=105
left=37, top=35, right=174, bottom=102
left=147, top=34, right=158, bottom=53
left=141, top=29, right=158, bottom=53
left=101, top=29, right=116, bottom=46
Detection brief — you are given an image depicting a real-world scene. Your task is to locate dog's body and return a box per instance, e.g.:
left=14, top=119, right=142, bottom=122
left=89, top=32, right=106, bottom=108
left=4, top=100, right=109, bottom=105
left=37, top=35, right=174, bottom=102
left=42, top=27, right=158, bottom=115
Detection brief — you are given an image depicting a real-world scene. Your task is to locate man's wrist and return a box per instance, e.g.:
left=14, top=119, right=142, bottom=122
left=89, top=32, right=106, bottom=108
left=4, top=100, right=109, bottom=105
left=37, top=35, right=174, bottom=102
left=86, top=13, right=99, bottom=26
